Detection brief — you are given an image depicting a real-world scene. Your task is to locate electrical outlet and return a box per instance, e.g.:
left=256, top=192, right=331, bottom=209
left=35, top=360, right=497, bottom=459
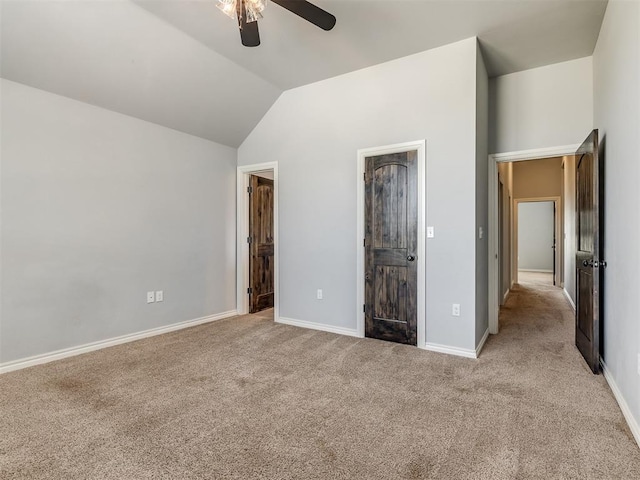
left=427, top=226, right=435, bottom=238
left=452, top=304, right=460, bottom=317
left=147, top=291, right=155, bottom=304
left=156, top=291, right=164, bottom=302
left=317, top=289, right=323, bottom=300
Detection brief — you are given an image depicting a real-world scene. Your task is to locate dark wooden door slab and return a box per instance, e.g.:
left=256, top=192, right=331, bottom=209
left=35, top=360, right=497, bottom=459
left=575, top=130, right=601, bottom=373
left=364, top=151, right=418, bottom=345
left=249, top=175, right=274, bottom=313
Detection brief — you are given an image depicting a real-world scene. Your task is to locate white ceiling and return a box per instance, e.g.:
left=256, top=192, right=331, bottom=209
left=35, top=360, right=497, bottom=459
left=1, top=0, right=607, bottom=147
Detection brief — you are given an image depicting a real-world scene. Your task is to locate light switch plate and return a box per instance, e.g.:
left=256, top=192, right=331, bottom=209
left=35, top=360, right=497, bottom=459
left=427, top=226, right=435, bottom=238
left=317, top=289, right=323, bottom=300
left=452, top=304, right=460, bottom=317
left=147, top=291, right=155, bottom=304
left=156, top=291, right=164, bottom=302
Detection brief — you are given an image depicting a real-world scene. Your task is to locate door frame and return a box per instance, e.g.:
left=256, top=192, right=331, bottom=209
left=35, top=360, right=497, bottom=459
left=356, top=140, right=426, bottom=348
left=513, top=197, right=562, bottom=284
left=488, top=144, right=579, bottom=334
left=237, top=162, right=279, bottom=320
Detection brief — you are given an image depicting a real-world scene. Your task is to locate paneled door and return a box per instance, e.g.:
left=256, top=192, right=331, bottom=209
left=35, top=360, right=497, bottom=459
left=364, top=151, right=418, bottom=345
left=249, top=175, right=274, bottom=313
left=575, top=129, right=604, bottom=374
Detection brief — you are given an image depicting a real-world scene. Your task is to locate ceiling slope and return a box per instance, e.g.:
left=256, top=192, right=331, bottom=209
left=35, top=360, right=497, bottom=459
left=136, top=0, right=607, bottom=88
left=1, top=0, right=607, bottom=147
left=1, top=0, right=281, bottom=147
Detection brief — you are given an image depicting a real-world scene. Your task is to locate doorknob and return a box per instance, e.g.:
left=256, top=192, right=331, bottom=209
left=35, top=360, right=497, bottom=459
left=407, top=255, right=415, bottom=262
left=583, top=259, right=607, bottom=268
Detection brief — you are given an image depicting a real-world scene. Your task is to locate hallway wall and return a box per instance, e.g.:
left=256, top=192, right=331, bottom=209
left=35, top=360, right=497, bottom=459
left=512, top=157, right=562, bottom=199
left=562, top=156, right=577, bottom=304
left=497, top=162, right=513, bottom=300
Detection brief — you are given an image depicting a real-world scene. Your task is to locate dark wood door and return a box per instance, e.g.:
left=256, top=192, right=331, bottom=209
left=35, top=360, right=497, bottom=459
left=575, top=130, right=602, bottom=373
left=364, top=151, right=418, bottom=345
left=249, top=175, right=274, bottom=313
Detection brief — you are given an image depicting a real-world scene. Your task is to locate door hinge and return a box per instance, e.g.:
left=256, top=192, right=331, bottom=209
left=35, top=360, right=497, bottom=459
left=363, top=304, right=366, bottom=313
left=247, top=186, right=253, bottom=194
left=247, top=236, right=252, bottom=244
left=247, top=287, right=252, bottom=295
left=363, top=238, right=366, bottom=247
left=363, top=172, right=366, bottom=182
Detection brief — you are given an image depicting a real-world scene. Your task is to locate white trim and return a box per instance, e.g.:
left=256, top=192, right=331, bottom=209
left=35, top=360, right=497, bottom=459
left=518, top=269, right=554, bottom=273
left=503, top=289, right=510, bottom=304
left=490, top=144, right=581, bottom=163
left=0, top=310, right=238, bottom=374
left=488, top=144, right=579, bottom=334
left=563, top=288, right=576, bottom=311
left=236, top=162, right=279, bottom=320
left=356, top=140, right=426, bottom=347
left=601, top=358, right=640, bottom=450
left=475, top=328, right=490, bottom=357
left=277, top=317, right=360, bottom=338
left=423, top=342, right=477, bottom=359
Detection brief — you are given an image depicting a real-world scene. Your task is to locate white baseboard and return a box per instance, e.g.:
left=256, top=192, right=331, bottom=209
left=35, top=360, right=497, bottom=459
left=563, top=288, right=576, bottom=311
left=503, top=289, right=510, bottom=303
left=476, top=328, right=490, bottom=357
left=601, top=357, right=640, bottom=449
left=0, top=310, right=238, bottom=374
left=276, top=317, right=361, bottom=338
left=518, top=269, right=553, bottom=273
left=423, top=342, right=477, bottom=359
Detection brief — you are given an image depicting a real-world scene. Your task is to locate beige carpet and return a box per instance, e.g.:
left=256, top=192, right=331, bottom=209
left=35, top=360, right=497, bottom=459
left=1, top=286, right=639, bottom=479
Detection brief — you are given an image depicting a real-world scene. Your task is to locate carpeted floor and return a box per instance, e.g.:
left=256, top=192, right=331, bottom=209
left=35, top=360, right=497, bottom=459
left=1, top=283, right=639, bottom=479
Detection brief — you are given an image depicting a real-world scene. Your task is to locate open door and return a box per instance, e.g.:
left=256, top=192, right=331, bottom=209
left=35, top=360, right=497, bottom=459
left=249, top=175, right=274, bottom=313
left=575, top=129, right=604, bottom=373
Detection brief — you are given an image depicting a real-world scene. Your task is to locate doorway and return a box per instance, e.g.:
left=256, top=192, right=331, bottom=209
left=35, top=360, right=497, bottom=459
left=236, top=162, right=279, bottom=319
left=488, top=146, right=579, bottom=334
left=515, top=198, right=560, bottom=286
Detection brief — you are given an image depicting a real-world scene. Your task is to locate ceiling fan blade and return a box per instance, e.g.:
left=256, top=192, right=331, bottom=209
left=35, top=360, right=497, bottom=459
left=239, top=1, right=260, bottom=47
left=271, top=0, right=336, bottom=31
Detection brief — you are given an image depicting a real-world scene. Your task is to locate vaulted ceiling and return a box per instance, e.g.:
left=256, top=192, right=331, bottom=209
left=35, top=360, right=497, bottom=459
left=1, top=0, right=608, bottom=147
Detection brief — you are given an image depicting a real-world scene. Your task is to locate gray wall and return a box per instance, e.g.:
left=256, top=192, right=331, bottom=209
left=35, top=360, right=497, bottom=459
left=1, top=79, right=237, bottom=363
left=239, top=38, right=480, bottom=351
left=593, top=0, right=640, bottom=433
left=475, top=42, right=489, bottom=346
left=518, top=202, right=554, bottom=272
left=490, top=57, right=593, bottom=154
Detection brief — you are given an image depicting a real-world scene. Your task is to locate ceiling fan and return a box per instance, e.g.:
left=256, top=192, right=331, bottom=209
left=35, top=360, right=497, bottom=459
left=217, top=0, right=336, bottom=47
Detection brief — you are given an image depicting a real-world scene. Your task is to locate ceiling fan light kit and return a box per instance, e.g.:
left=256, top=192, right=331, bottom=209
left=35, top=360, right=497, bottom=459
left=217, top=0, right=265, bottom=23
left=216, top=0, right=336, bottom=47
